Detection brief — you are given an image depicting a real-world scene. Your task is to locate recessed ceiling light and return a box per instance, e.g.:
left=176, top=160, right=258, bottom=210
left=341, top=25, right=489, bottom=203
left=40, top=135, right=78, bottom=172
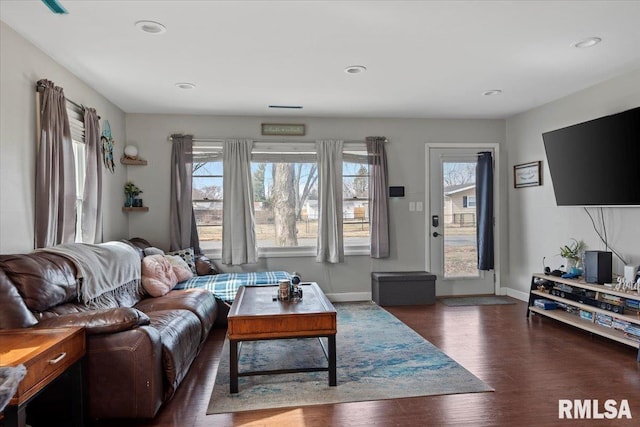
left=135, top=20, right=167, bottom=34
left=483, top=90, right=502, bottom=96
left=175, top=82, right=196, bottom=90
left=344, top=65, right=367, bottom=75
left=572, top=37, right=602, bottom=48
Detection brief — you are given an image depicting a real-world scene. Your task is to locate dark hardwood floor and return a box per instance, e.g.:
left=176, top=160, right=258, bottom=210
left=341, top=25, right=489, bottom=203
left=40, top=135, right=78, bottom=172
left=92, top=298, right=640, bottom=427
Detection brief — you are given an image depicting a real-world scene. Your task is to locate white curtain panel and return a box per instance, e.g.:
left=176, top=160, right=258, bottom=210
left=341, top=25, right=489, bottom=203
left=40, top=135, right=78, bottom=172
left=222, top=139, right=257, bottom=265
left=81, top=107, right=102, bottom=244
left=316, top=140, right=344, bottom=263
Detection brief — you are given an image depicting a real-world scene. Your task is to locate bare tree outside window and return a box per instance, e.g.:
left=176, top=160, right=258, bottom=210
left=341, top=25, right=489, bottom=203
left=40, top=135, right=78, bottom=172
left=271, top=163, right=298, bottom=246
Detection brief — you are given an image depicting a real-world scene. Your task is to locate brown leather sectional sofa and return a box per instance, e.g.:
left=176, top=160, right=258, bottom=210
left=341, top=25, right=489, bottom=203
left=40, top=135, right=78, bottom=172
left=0, top=239, right=217, bottom=420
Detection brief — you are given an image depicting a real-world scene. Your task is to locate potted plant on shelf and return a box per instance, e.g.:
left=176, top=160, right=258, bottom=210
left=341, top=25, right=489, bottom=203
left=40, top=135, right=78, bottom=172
left=124, top=181, right=143, bottom=207
left=559, top=238, right=585, bottom=272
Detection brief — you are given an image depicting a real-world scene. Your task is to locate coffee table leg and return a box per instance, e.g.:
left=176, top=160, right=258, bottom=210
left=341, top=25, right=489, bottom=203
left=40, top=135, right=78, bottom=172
left=328, top=334, right=336, bottom=386
left=230, top=339, right=239, bottom=393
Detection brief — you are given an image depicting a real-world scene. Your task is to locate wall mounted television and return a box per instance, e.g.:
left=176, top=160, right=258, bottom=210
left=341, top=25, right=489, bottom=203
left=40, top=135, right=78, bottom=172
left=542, top=106, right=640, bottom=207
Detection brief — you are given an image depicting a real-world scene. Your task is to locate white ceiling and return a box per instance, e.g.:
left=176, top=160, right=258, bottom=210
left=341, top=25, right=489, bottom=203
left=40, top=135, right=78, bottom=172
left=2, top=1, right=640, bottom=119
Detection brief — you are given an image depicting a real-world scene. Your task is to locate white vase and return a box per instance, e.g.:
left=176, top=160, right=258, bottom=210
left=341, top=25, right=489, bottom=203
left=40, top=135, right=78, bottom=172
left=624, top=265, right=638, bottom=283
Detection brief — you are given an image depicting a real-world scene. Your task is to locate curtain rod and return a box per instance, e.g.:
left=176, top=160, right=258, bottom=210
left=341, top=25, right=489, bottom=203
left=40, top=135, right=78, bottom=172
left=36, top=83, right=101, bottom=120
left=439, top=153, right=491, bottom=159
left=167, top=136, right=386, bottom=144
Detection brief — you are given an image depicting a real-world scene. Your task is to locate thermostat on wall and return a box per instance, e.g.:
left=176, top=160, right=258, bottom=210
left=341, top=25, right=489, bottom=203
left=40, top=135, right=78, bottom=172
left=389, top=186, right=405, bottom=197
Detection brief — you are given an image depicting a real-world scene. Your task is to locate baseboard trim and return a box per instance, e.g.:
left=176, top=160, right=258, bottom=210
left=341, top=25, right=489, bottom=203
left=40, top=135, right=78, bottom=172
left=504, top=287, right=529, bottom=302
left=326, top=290, right=529, bottom=303
left=326, top=292, right=371, bottom=302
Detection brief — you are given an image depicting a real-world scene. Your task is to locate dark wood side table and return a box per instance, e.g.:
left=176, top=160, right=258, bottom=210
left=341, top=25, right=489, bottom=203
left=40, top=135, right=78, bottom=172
left=0, top=327, right=86, bottom=427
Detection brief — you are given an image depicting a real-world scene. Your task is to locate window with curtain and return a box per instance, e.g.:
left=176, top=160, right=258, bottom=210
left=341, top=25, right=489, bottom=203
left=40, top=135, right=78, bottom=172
left=192, top=141, right=370, bottom=256
left=35, top=79, right=102, bottom=247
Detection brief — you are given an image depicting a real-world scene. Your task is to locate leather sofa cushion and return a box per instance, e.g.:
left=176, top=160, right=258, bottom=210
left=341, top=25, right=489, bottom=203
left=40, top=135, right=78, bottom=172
left=0, top=253, right=77, bottom=312
left=0, top=269, right=38, bottom=328
left=135, top=289, right=216, bottom=345
left=146, top=309, right=201, bottom=399
left=36, top=307, right=150, bottom=335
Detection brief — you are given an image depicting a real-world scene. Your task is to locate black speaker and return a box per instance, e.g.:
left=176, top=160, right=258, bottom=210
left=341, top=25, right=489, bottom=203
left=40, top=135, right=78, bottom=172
left=584, top=250, right=612, bottom=284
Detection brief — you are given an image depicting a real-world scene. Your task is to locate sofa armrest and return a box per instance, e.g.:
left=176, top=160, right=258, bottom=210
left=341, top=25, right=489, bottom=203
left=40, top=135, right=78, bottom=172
left=86, top=326, right=164, bottom=419
left=35, top=308, right=150, bottom=335
left=195, top=254, right=218, bottom=276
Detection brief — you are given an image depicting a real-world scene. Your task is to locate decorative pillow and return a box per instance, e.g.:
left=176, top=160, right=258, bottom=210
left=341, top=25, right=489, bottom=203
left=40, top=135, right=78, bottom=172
left=165, top=255, right=194, bottom=282
left=166, top=247, right=196, bottom=273
left=143, top=246, right=165, bottom=257
left=141, top=254, right=178, bottom=297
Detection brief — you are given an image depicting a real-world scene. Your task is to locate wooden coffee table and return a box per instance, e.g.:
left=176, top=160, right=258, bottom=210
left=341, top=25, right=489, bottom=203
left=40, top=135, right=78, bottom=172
left=227, top=283, right=337, bottom=393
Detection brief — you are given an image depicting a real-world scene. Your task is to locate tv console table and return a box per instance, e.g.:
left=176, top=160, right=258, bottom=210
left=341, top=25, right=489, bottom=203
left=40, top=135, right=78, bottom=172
left=527, top=273, right=640, bottom=361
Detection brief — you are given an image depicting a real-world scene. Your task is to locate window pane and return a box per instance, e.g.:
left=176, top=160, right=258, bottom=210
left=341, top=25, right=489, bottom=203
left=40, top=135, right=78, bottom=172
left=193, top=161, right=222, bottom=176
left=253, top=161, right=318, bottom=248
left=442, top=161, right=478, bottom=278
left=193, top=160, right=223, bottom=251
left=193, top=176, right=223, bottom=200
left=195, top=200, right=223, bottom=250
left=343, top=161, right=369, bottom=246
left=73, top=142, right=85, bottom=242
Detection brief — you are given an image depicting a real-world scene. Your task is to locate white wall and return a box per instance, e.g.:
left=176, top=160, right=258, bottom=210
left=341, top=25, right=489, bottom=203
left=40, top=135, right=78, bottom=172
left=125, top=115, right=505, bottom=297
left=505, top=69, right=640, bottom=297
left=0, top=22, right=128, bottom=253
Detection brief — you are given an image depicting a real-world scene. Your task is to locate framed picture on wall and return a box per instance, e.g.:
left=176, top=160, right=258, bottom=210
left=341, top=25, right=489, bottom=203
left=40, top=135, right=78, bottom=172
left=514, top=161, right=542, bottom=188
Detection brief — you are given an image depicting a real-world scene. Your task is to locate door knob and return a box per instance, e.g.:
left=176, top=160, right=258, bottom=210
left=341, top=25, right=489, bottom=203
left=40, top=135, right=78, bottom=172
left=432, top=232, right=441, bottom=237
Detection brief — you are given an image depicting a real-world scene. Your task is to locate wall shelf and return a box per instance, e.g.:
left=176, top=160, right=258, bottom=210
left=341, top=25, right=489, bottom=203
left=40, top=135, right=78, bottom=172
left=120, top=157, right=147, bottom=166
left=122, top=207, right=149, bottom=212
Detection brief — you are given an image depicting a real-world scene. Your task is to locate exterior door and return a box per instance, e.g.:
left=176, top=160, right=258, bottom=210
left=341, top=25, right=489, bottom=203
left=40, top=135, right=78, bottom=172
left=428, top=147, right=495, bottom=296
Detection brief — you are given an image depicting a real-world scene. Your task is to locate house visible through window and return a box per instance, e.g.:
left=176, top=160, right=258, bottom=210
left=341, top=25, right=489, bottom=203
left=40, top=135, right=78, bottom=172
left=463, top=195, right=476, bottom=208
left=192, top=141, right=370, bottom=255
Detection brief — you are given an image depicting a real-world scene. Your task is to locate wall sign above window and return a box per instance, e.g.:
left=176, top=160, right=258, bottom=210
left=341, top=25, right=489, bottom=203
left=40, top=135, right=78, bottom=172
left=261, top=123, right=306, bottom=136
left=514, top=160, right=542, bottom=188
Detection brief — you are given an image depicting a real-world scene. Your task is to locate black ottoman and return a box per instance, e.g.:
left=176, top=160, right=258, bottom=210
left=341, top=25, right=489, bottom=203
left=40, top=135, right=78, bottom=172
left=371, top=271, right=436, bottom=306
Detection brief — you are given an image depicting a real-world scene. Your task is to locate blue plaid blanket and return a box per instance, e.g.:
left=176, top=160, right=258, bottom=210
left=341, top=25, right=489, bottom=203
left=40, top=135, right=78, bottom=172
left=174, top=271, right=291, bottom=303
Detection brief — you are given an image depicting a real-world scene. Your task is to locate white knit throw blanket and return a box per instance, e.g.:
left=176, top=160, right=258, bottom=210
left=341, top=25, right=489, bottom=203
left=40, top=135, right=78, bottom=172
left=39, top=241, right=141, bottom=308
left=0, top=365, right=26, bottom=412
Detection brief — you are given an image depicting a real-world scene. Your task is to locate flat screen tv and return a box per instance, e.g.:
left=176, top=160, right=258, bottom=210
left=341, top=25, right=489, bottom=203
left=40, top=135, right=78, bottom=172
left=542, top=106, right=640, bottom=206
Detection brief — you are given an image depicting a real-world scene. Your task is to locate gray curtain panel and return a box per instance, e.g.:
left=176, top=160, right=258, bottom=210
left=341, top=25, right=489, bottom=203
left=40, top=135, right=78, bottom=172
left=34, top=79, right=76, bottom=248
left=170, top=134, right=200, bottom=252
left=222, top=139, right=257, bottom=265
left=81, top=107, right=102, bottom=244
left=366, top=136, right=390, bottom=258
left=316, top=140, right=344, bottom=263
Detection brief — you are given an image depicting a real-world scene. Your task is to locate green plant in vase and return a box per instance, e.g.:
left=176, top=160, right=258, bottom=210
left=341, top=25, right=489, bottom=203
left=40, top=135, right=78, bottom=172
left=559, top=238, right=585, bottom=272
left=124, top=181, right=143, bottom=207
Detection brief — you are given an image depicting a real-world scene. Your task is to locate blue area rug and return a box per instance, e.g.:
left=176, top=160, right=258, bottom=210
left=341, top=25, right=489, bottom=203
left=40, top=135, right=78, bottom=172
left=207, top=302, right=493, bottom=414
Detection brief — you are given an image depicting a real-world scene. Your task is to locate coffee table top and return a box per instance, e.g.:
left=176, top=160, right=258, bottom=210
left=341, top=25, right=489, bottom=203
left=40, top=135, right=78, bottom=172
left=227, top=283, right=336, bottom=340
left=228, top=282, right=336, bottom=318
